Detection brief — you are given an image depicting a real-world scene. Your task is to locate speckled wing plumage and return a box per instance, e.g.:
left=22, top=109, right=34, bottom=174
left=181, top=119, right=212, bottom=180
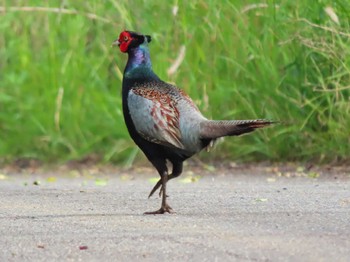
left=127, top=81, right=204, bottom=150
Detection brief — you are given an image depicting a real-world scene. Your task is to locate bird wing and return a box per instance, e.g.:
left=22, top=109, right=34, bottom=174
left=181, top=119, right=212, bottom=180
left=127, top=87, right=185, bottom=149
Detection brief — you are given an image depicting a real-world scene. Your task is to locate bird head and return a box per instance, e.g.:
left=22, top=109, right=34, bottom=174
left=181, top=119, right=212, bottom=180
left=112, top=31, right=151, bottom=53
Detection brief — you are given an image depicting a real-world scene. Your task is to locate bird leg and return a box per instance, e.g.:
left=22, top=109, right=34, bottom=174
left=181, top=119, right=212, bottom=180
left=148, top=178, right=169, bottom=198
left=148, top=175, right=175, bottom=198
left=148, top=162, right=183, bottom=198
left=148, top=179, right=163, bottom=198
left=144, top=172, right=173, bottom=214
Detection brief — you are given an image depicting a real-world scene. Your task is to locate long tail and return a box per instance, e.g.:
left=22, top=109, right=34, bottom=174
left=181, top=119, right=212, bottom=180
left=199, top=119, right=275, bottom=139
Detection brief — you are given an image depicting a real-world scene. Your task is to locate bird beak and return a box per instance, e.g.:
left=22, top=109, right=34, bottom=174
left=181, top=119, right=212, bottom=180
left=111, top=39, right=120, bottom=47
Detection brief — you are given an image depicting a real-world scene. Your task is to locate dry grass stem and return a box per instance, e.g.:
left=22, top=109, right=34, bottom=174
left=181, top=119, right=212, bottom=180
left=167, top=45, right=186, bottom=76
left=55, top=87, right=64, bottom=132
left=298, top=18, right=350, bottom=37
left=241, top=4, right=279, bottom=13
left=0, top=6, right=116, bottom=25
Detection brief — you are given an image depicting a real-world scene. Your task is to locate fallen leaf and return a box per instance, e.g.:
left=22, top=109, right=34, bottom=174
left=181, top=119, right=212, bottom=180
left=120, top=174, right=133, bottom=181
left=296, top=166, right=304, bottom=173
left=68, top=170, right=80, bottom=178
left=79, top=246, right=88, bottom=250
left=46, top=177, right=57, bottom=183
left=94, top=178, right=108, bottom=186
left=179, top=175, right=201, bottom=184
left=33, top=180, right=41, bottom=186
left=308, top=172, right=320, bottom=179
left=191, top=176, right=201, bottom=182
left=148, top=177, right=159, bottom=184
left=204, top=165, right=216, bottom=172
left=255, top=198, right=268, bottom=202
left=0, top=174, right=8, bottom=180
left=340, top=198, right=350, bottom=206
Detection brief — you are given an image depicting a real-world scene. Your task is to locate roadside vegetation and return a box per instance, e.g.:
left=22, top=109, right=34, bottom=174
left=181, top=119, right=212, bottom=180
left=0, top=1, right=349, bottom=165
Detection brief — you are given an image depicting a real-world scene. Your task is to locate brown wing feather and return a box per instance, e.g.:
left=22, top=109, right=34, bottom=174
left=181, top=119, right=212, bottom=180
left=132, top=88, right=184, bottom=149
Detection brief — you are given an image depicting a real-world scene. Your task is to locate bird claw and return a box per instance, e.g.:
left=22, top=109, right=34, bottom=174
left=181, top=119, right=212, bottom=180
left=143, top=204, right=174, bottom=215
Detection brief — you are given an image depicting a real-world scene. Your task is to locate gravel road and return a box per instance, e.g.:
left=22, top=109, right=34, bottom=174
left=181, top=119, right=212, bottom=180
left=0, top=166, right=349, bottom=261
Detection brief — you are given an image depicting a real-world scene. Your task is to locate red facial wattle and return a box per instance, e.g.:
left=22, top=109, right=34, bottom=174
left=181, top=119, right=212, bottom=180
left=118, top=31, right=132, bottom=53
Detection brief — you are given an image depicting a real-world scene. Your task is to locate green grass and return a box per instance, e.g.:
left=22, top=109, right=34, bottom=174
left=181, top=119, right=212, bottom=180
left=0, top=0, right=349, bottom=165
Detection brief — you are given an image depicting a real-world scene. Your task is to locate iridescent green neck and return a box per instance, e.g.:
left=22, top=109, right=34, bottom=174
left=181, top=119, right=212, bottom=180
left=124, top=44, right=157, bottom=79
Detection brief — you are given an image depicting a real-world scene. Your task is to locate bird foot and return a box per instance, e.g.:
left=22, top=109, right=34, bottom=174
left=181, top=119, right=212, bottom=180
left=143, top=204, right=174, bottom=215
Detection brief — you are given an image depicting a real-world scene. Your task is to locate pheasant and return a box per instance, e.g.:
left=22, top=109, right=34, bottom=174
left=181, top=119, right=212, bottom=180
left=113, top=30, right=274, bottom=214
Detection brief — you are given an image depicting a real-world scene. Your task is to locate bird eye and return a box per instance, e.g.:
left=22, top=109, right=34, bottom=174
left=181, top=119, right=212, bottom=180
left=123, top=36, right=129, bottom=41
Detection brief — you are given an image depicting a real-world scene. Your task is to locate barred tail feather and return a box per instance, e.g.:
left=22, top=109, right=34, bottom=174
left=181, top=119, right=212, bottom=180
left=199, top=119, right=275, bottom=139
